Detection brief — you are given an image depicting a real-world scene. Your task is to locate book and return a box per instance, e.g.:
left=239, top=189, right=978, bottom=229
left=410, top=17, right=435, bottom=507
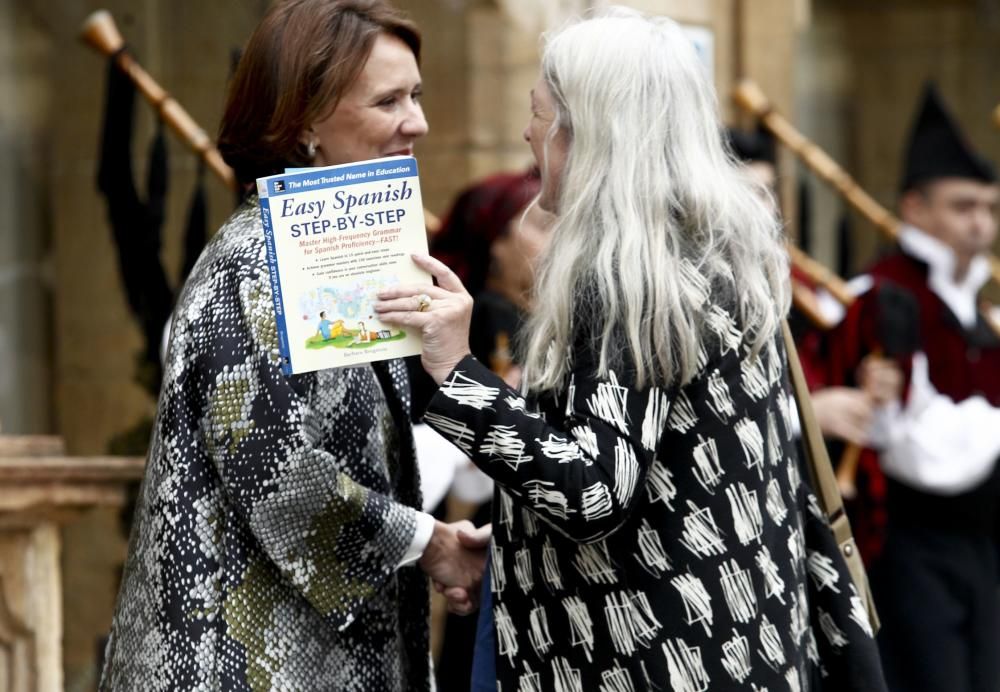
left=256, top=156, right=431, bottom=374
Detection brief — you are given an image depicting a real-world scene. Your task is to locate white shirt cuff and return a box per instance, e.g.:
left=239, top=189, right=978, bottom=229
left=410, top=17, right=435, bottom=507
left=398, top=511, right=436, bottom=568
left=879, top=352, right=1000, bottom=494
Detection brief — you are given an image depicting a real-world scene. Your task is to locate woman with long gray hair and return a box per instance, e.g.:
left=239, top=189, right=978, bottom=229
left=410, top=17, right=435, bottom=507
left=379, top=7, right=885, bottom=690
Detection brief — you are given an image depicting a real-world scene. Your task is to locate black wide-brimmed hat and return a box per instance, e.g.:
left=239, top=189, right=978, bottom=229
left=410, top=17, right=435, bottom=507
left=900, top=83, right=996, bottom=192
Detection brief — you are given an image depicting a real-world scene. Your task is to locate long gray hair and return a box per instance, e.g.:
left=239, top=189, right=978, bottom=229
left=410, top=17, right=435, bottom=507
left=521, top=7, right=789, bottom=393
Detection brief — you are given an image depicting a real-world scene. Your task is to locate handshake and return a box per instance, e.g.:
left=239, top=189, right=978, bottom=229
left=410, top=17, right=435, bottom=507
left=418, top=520, right=492, bottom=616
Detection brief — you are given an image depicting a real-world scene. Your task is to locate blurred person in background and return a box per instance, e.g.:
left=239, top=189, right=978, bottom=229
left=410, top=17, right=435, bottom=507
left=409, top=169, right=551, bottom=690
left=824, top=84, right=1000, bottom=692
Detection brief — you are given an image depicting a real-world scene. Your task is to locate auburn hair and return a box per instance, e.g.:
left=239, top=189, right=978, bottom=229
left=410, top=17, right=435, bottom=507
left=218, top=0, right=420, bottom=186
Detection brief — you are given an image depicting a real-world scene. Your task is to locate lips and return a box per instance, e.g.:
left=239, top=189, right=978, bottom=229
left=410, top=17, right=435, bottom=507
left=384, top=148, right=413, bottom=157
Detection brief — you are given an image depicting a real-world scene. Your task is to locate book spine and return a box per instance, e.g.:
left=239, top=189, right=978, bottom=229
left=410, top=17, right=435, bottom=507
left=259, top=196, right=294, bottom=375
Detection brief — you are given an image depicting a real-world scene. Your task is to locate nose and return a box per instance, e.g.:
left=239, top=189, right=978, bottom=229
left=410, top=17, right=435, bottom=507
left=401, top=102, right=429, bottom=139
left=523, top=123, right=531, bottom=143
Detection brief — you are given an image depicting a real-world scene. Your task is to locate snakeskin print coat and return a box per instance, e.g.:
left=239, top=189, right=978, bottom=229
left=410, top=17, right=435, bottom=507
left=424, top=314, right=886, bottom=691
left=100, top=202, right=430, bottom=691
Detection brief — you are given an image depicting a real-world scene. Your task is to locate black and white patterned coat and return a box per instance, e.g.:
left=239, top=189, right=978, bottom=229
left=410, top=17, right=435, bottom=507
left=425, top=308, right=885, bottom=691
left=100, top=203, right=430, bottom=691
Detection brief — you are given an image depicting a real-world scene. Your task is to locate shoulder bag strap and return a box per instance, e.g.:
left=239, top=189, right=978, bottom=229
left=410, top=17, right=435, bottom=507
left=780, top=320, right=881, bottom=632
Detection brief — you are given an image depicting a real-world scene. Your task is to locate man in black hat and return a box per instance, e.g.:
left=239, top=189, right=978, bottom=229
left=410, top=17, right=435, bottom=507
left=825, top=83, right=1000, bottom=692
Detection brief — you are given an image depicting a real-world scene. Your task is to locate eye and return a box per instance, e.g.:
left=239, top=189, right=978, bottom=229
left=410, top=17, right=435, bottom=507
left=377, top=95, right=398, bottom=108
left=411, top=88, right=423, bottom=103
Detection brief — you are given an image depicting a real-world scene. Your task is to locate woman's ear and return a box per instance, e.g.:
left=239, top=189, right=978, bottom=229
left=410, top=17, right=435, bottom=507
left=298, top=126, right=316, bottom=150
left=298, top=126, right=318, bottom=160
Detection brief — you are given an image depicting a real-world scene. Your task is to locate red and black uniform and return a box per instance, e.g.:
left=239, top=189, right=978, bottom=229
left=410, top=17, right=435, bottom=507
left=825, top=228, right=1000, bottom=692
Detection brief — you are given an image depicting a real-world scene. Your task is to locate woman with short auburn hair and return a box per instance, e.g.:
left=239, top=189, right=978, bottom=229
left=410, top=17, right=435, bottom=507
left=100, top=2, right=485, bottom=690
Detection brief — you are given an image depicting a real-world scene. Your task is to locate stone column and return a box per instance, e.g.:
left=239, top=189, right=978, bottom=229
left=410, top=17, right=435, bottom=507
left=0, top=436, right=144, bottom=692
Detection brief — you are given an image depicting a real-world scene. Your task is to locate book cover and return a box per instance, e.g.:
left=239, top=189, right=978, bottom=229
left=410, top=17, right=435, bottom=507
left=256, top=156, right=430, bottom=374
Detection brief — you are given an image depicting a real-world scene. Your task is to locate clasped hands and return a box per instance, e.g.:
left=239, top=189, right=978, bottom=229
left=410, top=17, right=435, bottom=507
left=418, top=520, right=491, bottom=616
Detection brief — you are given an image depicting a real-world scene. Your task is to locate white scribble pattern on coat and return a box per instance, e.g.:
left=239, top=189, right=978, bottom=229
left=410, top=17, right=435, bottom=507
left=423, top=324, right=883, bottom=690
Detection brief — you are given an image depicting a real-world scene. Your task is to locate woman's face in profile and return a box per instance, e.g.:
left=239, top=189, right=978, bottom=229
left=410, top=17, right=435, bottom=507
left=524, top=77, right=569, bottom=214
left=305, top=33, right=428, bottom=166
